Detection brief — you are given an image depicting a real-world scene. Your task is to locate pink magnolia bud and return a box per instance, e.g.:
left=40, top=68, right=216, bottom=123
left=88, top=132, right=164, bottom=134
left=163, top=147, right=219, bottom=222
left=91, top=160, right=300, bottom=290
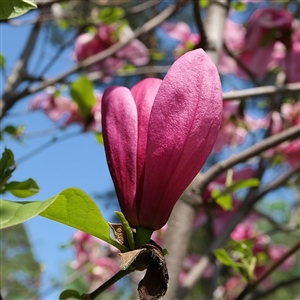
left=102, top=49, right=222, bottom=230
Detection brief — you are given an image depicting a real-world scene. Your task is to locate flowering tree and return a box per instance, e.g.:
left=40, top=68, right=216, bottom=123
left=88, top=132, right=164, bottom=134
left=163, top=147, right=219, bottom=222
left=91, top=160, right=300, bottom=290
left=1, top=1, right=300, bottom=300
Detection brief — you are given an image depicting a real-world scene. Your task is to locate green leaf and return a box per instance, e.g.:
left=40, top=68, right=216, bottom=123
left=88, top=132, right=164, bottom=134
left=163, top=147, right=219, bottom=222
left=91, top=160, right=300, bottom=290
left=214, top=248, right=243, bottom=271
left=0, top=188, right=127, bottom=251
left=199, top=0, right=209, bottom=8
left=6, top=178, right=39, bottom=198
left=0, top=0, right=37, bottom=20
left=95, top=132, right=104, bottom=144
left=215, top=193, right=233, bottom=211
left=59, top=289, right=81, bottom=300
left=0, top=148, right=16, bottom=185
left=226, top=179, right=260, bottom=193
left=0, top=54, right=5, bottom=68
left=151, top=50, right=166, bottom=61
left=98, top=7, right=125, bottom=24
left=232, top=2, right=247, bottom=12
left=70, top=75, right=96, bottom=119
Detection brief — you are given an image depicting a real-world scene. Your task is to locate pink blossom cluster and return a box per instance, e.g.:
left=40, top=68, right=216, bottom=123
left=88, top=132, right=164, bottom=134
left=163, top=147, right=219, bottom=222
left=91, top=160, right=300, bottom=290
left=70, top=231, right=120, bottom=291
left=244, top=101, right=300, bottom=166
left=163, top=8, right=300, bottom=83
left=29, top=91, right=102, bottom=132
left=73, top=24, right=150, bottom=82
left=212, top=97, right=299, bottom=166
left=220, top=7, right=299, bottom=82
left=161, top=22, right=200, bottom=56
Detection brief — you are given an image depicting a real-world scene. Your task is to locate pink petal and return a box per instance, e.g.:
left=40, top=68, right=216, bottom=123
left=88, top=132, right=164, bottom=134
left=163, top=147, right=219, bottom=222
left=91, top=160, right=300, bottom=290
left=102, top=87, right=139, bottom=226
left=130, top=78, right=162, bottom=201
left=140, top=49, right=223, bottom=229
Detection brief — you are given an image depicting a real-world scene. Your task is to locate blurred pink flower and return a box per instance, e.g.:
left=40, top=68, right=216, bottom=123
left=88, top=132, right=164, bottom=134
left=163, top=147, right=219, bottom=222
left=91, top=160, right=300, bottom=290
left=213, top=101, right=247, bottom=153
left=30, top=92, right=78, bottom=122
left=230, top=220, right=256, bottom=241
left=102, top=49, right=222, bottom=230
left=73, top=24, right=149, bottom=81
left=218, top=20, right=246, bottom=74
left=161, top=21, right=200, bottom=56
left=238, top=7, right=294, bottom=79
left=30, top=91, right=103, bottom=132
left=273, top=26, right=300, bottom=83
left=269, top=245, right=295, bottom=271
left=179, top=254, right=214, bottom=283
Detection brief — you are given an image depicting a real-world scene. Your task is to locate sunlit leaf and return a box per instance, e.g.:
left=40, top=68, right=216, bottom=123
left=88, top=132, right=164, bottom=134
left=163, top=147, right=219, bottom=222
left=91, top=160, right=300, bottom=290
left=214, top=248, right=243, bottom=270
left=232, top=2, right=247, bottom=12
left=0, top=188, right=127, bottom=251
left=98, top=7, right=125, bottom=24
left=151, top=50, right=166, bottom=61
left=199, top=0, right=209, bottom=8
left=6, top=178, right=39, bottom=198
left=215, top=193, right=233, bottom=211
left=0, top=0, right=37, bottom=20
left=95, top=132, right=104, bottom=144
left=70, top=75, right=96, bottom=119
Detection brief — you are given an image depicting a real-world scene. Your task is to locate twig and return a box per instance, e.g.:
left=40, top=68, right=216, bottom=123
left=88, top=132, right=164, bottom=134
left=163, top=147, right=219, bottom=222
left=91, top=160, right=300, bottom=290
left=128, top=0, right=161, bottom=14
left=186, top=125, right=300, bottom=200
left=236, top=240, right=300, bottom=300
left=1, top=10, right=44, bottom=116
left=16, top=130, right=82, bottom=165
left=192, top=0, right=208, bottom=50
left=223, top=82, right=300, bottom=101
left=223, top=42, right=259, bottom=85
left=253, top=207, right=299, bottom=233
left=250, top=275, right=300, bottom=300
left=82, top=269, right=133, bottom=300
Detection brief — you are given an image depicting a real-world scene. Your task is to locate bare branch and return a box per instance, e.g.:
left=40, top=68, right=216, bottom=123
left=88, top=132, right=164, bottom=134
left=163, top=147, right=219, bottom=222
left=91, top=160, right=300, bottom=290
left=187, top=125, right=300, bottom=201
left=0, top=1, right=189, bottom=119
left=250, top=275, right=300, bottom=300
left=192, top=0, right=208, bottom=50
left=1, top=11, right=44, bottom=116
left=223, top=82, right=300, bottom=101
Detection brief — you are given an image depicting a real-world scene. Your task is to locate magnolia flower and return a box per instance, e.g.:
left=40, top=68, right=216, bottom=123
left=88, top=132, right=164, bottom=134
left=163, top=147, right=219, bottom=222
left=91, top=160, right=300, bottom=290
left=30, top=92, right=102, bottom=131
left=73, top=24, right=149, bottom=81
left=238, top=7, right=294, bottom=79
left=102, top=49, right=222, bottom=232
left=161, top=21, right=200, bottom=56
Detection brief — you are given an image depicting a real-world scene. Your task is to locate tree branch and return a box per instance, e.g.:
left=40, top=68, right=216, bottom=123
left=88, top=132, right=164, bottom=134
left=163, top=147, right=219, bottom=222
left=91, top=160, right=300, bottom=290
left=250, top=275, right=300, bottom=300
left=0, top=0, right=189, bottom=119
left=192, top=0, right=208, bottom=50
left=223, top=82, right=300, bottom=101
left=187, top=125, right=300, bottom=201
left=1, top=10, right=44, bottom=116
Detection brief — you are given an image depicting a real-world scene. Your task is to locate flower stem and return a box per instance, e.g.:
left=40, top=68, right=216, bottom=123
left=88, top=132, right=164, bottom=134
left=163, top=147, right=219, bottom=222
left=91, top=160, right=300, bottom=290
left=82, top=269, right=133, bottom=300
left=135, top=227, right=153, bottom=247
